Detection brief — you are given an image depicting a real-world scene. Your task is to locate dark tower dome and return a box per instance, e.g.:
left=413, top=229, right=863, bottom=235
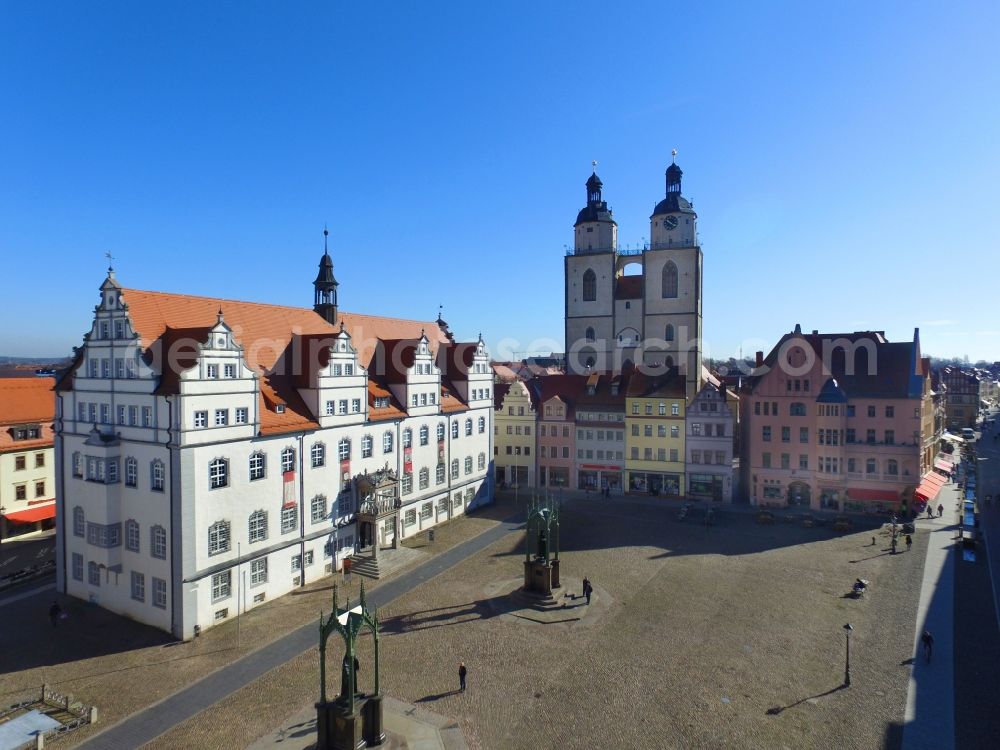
left=575, top=169, right=617, bottom=227
left=652, top=156, right=694, bottom=217
left=313, top=227, right=339, bottom=325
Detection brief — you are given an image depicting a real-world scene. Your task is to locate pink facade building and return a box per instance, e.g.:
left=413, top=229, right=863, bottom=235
left=741, top=326, right=936, bottom=515
left=537, top=394, right=575, bottom=491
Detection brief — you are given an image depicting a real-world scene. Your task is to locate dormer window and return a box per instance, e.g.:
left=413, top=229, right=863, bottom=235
left=276, top=404, right=286, bottom=414
left=207, top=364, right=218, bottom=379
left=114, top=320, right=125, bottom=338
left=344, top=364, right=353, bottom=376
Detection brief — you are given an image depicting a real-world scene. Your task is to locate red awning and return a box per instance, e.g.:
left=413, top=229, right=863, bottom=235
left=915, top=472, right=944, bottom=501
left=3, top=504, right=56, bottom=523
left=847, top=488, right=900, bottom=502
left=934, top=460, right=953, bottom=473
left=923, top=472, right=947, bottom=488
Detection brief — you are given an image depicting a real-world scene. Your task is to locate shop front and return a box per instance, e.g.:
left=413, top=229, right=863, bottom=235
left=818, top=487, right=845, bottom=511
left=578, top=464, right=623, bottom=493
left=688, top=473, right=724, bottom=502
left=627, top=471, right=681, bottom=497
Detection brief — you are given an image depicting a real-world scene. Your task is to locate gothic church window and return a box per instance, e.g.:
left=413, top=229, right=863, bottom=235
left=582, top=269, right=597, bottom=301
left=662, top=262, right=678, bottom=299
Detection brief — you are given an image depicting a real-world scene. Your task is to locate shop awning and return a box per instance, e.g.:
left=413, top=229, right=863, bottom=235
left=846, top=488, right=900, bottom=502
left=915, top=473, right=945, bottom=501
left=3, top=504, right=56, bottom=523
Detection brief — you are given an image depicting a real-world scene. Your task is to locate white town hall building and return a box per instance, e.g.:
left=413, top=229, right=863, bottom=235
left=54, top=237, right=494, bottom=638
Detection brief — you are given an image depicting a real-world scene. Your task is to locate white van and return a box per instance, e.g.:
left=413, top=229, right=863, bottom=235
left=962, top=427, right=975, bottom=441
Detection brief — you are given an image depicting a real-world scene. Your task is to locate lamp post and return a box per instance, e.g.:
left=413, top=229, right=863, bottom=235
left=843, top=623, right=853, bottom=687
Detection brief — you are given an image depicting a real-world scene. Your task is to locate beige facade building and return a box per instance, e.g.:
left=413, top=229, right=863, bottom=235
left=0, top=377, right=56, bottom=540
left=493, top=381, right=536, bottom=488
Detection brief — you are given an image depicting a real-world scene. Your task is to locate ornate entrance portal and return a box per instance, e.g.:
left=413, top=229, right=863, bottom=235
left=354, top=466, right=401, bottom=564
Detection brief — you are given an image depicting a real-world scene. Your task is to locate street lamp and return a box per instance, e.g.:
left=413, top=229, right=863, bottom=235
left=843, top=623, right=854, bottom=687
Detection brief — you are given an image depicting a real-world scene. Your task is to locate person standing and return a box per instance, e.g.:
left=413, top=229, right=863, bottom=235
left=582, top=577, right=593, bottom=605
left=48, top=601, right=61, bottom=628
left=921, top=630, right=934, bottom=663
left=937, top=503, right=944, bottom=518
left=458, top=662, right=467, bottom=692
left=905, top=534, right=913, bottom=552
left=890, top=537, right=898, bottom=555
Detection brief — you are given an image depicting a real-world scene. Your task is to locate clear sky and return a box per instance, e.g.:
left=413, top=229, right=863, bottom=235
left=2, top=1, right=998, bottom=362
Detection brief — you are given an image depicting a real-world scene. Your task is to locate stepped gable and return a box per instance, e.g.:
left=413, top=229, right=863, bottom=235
left=93, top=288, right=451, bottom=435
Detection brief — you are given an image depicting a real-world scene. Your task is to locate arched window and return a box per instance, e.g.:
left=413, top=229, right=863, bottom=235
left=125, top=456, right=138, bottom=487
left=208, top=520, right=229, bottom=555
left=866, top=458, right=877, bottom=475
left=582, top=269, right=597, bottom=301
left=383, top=431, right=393, bottom=453
left=662, top=261, right=678, bottom=298
left=402, top=428, right=412, bottom=448
left=465, top=418, right=473, bottom=436
left=361, top=434, right=373, bottom=458
left=151, top=459, right=165, bottom=491
left=585, top=356, right=595, bottom=369
left=452, top=421, right=459, bottom=439
left=338, top=437, right=351, bottom=461
left=665, top=355, right=674, bottom=368
left=451, top=459, right=459, bottom=479
left=248, top=510, right=268, bottom=543
left=464, top=456, right=473, bottom=474
left=311, top=442, right=326, bottom=468
left=209, top=458, right=228, bottom=489
left=478, top=452, right=486, bottom=470
left=887, top=459, right=899, bottom=476
left=280, top=447, right=296, bottom=472
left=419, top=467, right=429, bottom=489
left=585, top=327, right=595, bottom=342
left=437, top=422, right=446, bottom=441
left=125, top=519, right=140, bottom=552
left=249, top=451, right=266, bottom=480
left=150, top=525, right=167, bottom=559
left=665, top=324, right=675, bottom=342
left=419, top=425, right=429, bottom=445
left=73, top=506, right=85, bottom=537
left=72, top=451, right=82, bottom=477
left=478, top=416, right=486, bottom=433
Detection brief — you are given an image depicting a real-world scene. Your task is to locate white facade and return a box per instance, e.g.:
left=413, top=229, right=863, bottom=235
left=685, top=382, right=735, bottom=503
left=56, top=271, right=493, bottom=638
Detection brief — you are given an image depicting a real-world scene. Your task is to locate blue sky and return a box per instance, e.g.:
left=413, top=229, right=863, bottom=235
left=2, top=1, right=998, bottom=362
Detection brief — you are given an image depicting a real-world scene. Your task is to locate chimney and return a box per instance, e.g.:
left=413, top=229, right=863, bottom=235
left=812, top=329, right=819, bottom=335
left=794, top=323, right=801, bottom=334
left=755, top=351, right=764, bottom=368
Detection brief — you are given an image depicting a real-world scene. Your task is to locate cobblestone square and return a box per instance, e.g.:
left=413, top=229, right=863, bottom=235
left=146, top=494, right=924, bottom=750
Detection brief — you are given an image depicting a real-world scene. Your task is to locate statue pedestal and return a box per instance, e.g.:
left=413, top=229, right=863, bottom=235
left=316, top=695, right=385, bottom=749
left=523, top=558, right=560, bottom=596
left=362, top=693, right=386, bottom=746
left=315, top=700, right=365, bottom=750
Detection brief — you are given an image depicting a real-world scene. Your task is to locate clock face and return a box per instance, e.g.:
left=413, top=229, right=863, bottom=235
left=664, top=216, right=679, bottom=230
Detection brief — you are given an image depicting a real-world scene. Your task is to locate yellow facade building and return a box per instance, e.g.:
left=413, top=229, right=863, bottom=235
left=624, top=369, right=686, bottom=496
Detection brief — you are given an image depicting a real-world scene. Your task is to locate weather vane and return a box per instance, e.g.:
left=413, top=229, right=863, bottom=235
left=671, top=148, right=678, bottom=162
left=104, top=251, right=115, bottom=271
left=592, top=159, right=597, bottom=171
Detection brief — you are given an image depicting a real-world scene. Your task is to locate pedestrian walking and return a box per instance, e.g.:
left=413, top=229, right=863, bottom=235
left=905, top=534, right=913, bottom=552
left=582, top=577, right=593, bottom=605
left=921, top=630, right=934, bottom=663
left=872, top=536, right=877, bottom=546
left=48, top=601, right=61, bottom=628
left=458, top=662, right=467, bottom=692
left=937, top=503, right=944, bottom=518
left=890, top=537, right=898, bottom=555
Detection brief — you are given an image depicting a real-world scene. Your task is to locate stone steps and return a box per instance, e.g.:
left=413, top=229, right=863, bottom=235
left=347, top=555, right=382, bottom=579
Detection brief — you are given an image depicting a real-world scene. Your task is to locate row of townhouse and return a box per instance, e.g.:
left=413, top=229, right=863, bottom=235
left=492, top=367, right=736, bottom=502
left=739, top=325, right=945, bottom=515
left=56, top=256, right=493, bottom=639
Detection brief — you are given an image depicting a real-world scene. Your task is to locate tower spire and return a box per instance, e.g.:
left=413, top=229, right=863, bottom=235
left=313, top=226, right=339, bottom=325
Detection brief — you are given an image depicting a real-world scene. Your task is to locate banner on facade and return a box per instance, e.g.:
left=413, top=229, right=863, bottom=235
left=340, top=459, right=351, bottom=488
left=404, top=446, right=412, bottom=473
left=282, top=470, right=296, bottom=509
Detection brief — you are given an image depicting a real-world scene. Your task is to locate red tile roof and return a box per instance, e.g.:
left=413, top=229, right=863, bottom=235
left=78, top=288, right=462, bottom=435
left=0, top=378, right=55, bottom=453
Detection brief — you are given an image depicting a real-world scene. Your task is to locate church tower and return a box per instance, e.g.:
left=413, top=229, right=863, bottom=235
left=642, top=155, right=703, bottom=400
left=565, top=167, right=617, bottom=373
left=313, top=227, right=339, bottom=325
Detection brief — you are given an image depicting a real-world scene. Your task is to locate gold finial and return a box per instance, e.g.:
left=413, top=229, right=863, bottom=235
left=591, top=159, right=597, bottom=172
